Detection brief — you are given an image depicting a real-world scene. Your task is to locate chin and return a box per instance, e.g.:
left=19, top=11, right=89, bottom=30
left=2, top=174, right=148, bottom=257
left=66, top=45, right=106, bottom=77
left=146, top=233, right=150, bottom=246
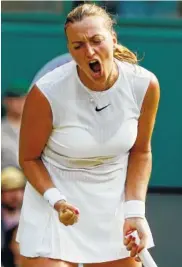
left=91, top=72, right=106, bottom=81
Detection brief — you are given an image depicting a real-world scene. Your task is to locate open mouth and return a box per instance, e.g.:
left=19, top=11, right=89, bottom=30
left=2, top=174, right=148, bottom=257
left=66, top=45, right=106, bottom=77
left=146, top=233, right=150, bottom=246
left=89, top=60, right=101, bottom=75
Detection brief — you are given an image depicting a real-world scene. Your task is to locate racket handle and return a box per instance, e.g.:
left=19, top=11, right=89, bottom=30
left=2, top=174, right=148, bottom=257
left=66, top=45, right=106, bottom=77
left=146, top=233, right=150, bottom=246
left=139, top=248, right=158, bottom=267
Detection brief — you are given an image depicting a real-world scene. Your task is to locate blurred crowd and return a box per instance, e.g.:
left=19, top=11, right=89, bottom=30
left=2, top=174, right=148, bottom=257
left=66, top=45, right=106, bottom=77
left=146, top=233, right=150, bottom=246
left=1, top=82, right=28, bottom=267
left=2, top=1, right=182, bottom=18
left=73, top=1, right=182, bottom=18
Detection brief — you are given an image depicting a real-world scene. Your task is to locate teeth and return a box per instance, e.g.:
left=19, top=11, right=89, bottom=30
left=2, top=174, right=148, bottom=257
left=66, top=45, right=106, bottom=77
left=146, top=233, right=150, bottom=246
left=89, top=60, right=98, bottom=64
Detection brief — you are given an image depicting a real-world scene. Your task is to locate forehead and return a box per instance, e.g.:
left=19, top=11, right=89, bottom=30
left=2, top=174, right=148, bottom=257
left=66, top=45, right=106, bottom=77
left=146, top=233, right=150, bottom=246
left=66, top=16, right=109, bottom=41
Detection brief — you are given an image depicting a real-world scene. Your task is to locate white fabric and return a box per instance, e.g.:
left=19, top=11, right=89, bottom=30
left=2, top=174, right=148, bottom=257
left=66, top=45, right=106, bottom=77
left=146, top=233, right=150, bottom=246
left=17, top=59, right=154, bottom=263
left=124, top=200, right=145, bottom=219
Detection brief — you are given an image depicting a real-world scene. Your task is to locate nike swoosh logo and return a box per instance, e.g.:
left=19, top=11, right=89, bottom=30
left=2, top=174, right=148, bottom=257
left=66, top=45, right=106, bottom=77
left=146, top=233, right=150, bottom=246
left=95, top=104, right=110, bottom=112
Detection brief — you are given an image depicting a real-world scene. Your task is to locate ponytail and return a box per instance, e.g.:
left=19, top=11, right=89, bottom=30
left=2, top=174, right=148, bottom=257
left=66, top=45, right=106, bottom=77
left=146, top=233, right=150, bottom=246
left=114, top=44, right=138, bottom=64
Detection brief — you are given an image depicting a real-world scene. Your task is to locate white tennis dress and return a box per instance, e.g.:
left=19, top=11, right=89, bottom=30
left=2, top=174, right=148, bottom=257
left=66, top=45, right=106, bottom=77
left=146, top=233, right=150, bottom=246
left=17, top=59, right=154, bottom=263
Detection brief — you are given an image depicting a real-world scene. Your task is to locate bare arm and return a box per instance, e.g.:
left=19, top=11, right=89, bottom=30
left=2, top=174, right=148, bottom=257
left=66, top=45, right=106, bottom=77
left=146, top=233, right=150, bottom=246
left=19, top=85, right=55, bottom=194
left=125, top=74, right=160, bottom=201
left=19, top=86, right=79, bottom=221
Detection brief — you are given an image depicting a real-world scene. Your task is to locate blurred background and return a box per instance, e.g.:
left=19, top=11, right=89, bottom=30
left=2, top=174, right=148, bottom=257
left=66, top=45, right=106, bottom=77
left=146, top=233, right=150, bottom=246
left=1, top=1, right=182, bottom=267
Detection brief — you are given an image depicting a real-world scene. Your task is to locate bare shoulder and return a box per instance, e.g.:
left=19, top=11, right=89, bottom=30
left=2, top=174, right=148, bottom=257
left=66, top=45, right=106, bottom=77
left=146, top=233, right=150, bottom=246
left=131, top=73, right=160, bottom=152
left=148, top=73, right=160, bottom=95
left=141, top=73, right=160, bottom=113
left=23, top=85, right=53, bottom=120
left=19, top=85, right=53, bottom=163
left=26, top=84, right=50, bottom=104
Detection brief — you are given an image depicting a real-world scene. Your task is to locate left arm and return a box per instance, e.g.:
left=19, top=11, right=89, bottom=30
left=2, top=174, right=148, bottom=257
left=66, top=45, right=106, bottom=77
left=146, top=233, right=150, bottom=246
left=123, top=74, right=160, bottom=257
left=125, top=74, right=160, bottom=201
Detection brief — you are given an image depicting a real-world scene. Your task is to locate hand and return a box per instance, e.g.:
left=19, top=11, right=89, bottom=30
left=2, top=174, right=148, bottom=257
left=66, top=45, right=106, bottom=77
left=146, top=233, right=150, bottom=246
left=123, top=218, right=148, bottom=261
left=54, top=200, right=80, bottom=226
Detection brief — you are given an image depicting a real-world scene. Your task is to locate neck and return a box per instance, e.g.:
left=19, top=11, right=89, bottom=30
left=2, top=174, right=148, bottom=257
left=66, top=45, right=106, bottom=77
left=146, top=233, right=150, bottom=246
left=105, top=61, right=118, bottom=90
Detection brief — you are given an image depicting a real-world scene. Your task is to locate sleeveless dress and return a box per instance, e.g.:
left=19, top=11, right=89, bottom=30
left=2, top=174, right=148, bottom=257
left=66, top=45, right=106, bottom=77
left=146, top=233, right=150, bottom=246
left=17, top=59, right=154, bottom=263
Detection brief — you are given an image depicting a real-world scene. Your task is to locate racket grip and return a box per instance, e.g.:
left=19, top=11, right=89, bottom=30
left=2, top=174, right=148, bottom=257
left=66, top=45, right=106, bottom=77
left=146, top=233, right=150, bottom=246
left=139, top=248, right=158, bottom=267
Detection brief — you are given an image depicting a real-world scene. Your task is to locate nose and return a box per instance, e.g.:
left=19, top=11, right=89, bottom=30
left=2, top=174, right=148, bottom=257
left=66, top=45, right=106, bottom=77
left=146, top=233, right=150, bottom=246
left=85, top=43, right=95, bottom=58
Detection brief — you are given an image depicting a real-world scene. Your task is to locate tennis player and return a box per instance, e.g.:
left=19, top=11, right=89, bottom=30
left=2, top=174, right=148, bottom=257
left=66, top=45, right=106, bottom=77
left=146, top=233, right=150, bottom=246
left=17, top=3, right=160, bottom=267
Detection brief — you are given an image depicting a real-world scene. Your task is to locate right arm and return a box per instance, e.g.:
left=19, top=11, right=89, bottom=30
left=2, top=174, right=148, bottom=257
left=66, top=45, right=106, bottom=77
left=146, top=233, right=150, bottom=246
left=19, top=86, right=79, bottom=224
left=19, top=85, right=56, bottom=194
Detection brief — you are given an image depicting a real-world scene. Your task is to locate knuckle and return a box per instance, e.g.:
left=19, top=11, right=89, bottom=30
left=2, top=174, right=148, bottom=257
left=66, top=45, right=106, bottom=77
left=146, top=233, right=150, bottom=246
left=124, top=238, right=128, bottom=243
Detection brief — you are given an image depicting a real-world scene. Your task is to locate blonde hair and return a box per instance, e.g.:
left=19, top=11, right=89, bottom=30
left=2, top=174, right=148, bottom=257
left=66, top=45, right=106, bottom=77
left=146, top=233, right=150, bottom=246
left=1, top=166, right=26, bottom=190
left=65, top=3, right=138, bottom=64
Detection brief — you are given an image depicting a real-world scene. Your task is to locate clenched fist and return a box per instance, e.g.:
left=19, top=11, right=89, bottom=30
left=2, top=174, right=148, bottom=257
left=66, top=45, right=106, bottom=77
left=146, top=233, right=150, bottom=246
left=54, top=200, right=80, bottom=226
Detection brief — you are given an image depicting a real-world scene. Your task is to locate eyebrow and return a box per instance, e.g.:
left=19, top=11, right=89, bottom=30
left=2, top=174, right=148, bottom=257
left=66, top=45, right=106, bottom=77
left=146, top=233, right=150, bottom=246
left=71, top=34, right=104, bottom=44
left=72, top=41, right=83, bottom=44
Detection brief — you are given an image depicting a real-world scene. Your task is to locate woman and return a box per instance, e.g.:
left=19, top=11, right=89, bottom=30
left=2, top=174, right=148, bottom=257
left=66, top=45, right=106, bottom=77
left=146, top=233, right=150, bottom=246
left=17, top=3, right=160, bottom=267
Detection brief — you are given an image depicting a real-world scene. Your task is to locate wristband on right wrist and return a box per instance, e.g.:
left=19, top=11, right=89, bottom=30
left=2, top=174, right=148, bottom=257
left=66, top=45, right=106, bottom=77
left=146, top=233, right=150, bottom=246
left=124, top=200, right=145, bottom=219
left=43, top=188, right=67, bottom=208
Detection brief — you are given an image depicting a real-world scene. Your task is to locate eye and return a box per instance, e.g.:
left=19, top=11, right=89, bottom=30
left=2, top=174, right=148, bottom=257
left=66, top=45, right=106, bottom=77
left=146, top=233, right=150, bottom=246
left=73, top=46, right=81, bottom=50
left=73, top=43, right=82, bottom=50
left=93, top=39, right=102, bottom=44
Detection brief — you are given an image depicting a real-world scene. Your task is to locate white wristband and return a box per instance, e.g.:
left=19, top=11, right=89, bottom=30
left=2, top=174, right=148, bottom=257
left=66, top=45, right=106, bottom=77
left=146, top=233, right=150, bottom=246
left=43, top=188, right=67, bottom=208
left=124, top=200, right=145, bottom=219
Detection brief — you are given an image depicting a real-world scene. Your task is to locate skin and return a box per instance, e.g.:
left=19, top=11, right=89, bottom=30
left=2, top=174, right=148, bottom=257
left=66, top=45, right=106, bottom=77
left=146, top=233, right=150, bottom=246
left=3, top=96, right=26, bottom=125
left=2, top=188, right=24, bottom=209
left=19, top=15, right=160, bottom=267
